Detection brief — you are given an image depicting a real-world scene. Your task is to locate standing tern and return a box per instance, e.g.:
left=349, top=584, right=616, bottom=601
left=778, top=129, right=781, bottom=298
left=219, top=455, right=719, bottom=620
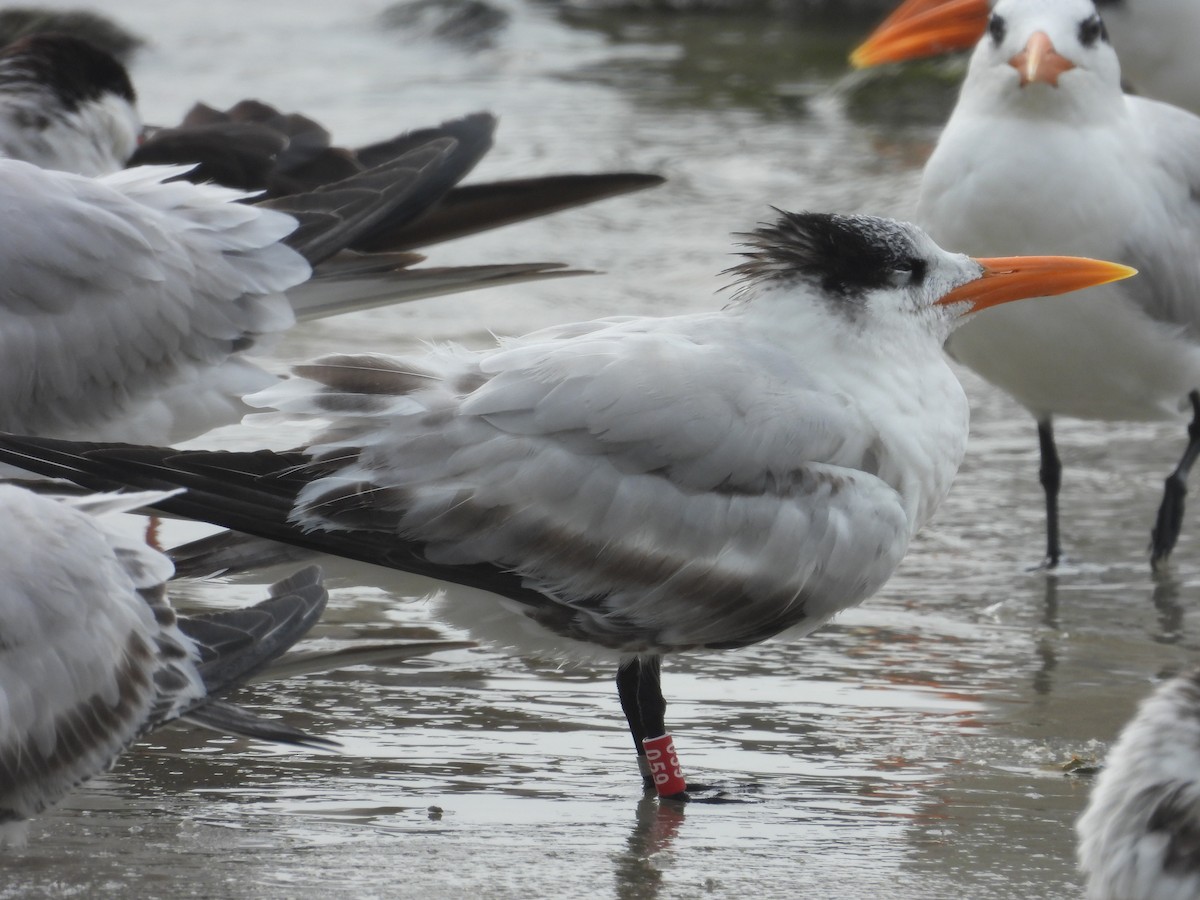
left=0, top=211, right=1135, bottom=799
left=1076, top=667, right=1200, bottom=900
left=0, top=484, right=332, bottom=848
left=0, top=33, right=662, bottom=252
left=851, top=0, right=1200, bottom=113
left=853, top=0, right=1200, bottom=567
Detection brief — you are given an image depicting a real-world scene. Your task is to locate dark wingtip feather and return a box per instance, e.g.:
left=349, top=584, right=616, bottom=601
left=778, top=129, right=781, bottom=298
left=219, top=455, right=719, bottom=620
left=178, top=565, right=328, bottom=694
left=184, top=699, right=340, bottom=750
left=265, top=138, right=459, bottom=265
left=358, top=171, right=666, bottom=252
left=170, top=531, right=319, bottom=580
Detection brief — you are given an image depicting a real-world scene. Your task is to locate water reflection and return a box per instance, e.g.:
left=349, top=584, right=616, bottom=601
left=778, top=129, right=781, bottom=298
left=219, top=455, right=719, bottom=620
left=1150, top=576, right=1185, bottom=643
left=614, top=796, right=687, bottom=900
left=1030, top=576, right=1059, bottom=696
left=558, top=11, right=858, bottom=116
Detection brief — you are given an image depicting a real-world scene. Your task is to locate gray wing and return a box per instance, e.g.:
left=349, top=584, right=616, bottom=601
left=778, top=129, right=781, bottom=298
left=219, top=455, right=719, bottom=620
left=0, top=160, right=305, bottom=443
left=265, top=318, right=912, bottom=653
left=0, top=487, right=201, bottom=822
left=1117, top=97, right=1200, bottom=338
left=0, top=487, right=334, bottom=825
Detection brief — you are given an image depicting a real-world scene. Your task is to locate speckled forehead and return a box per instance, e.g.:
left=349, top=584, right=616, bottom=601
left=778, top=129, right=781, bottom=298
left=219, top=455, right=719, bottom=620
left=838, top=214, right=925, bottom=269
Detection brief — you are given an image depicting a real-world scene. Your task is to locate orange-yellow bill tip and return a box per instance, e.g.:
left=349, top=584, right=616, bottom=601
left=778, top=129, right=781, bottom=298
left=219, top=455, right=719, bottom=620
left=936, top=256, right=1138, bottom=314
left=849, top=0, right=989, bottom=69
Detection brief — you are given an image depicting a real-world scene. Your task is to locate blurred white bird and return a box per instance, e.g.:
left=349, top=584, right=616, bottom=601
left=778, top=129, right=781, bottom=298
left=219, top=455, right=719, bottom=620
left=0, top=210, right=1134, bottom=799
left=856, top=0, right=1200, bottom=567
left=1077, top=667, right=1200, bottom=900
left=851, top=0, right=1200, bottom=113
left=0, top=33, right=662, bottom=254
left=0, top=149, right=586, bottom=446
left=0, top=33, right=665, bottom=449
left=0, top=484, right=332, bottom=848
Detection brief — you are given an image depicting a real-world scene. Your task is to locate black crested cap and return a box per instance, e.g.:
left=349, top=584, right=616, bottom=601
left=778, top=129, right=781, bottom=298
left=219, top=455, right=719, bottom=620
left=725, top=209, right=927, bottom=304
left=0, top=33, right=136, bottom=110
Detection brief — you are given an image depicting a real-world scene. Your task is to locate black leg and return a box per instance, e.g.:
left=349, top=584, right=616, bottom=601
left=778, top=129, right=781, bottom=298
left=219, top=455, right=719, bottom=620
left=1037, top=418, right=1062, bottom=568
left=616, top=656, right=665, bottom=783
left=1151, top=391, right=1200, bottom=569
left=615, top=655, right=688, bottom=797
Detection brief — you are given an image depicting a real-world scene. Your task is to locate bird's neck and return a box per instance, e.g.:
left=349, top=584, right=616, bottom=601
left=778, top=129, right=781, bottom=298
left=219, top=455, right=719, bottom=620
left=738, top=301, right=970, bottom=535
left=961, top=70, right=1126, bottom=128
left=838, top=338, right=969, bottom=535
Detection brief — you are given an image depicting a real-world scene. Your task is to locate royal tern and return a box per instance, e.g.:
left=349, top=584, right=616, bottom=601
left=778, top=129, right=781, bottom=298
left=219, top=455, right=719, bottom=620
left=1076, top=667, right=1200, bottom=900
left=0, top=211, right=1135, bottom=798
left=855, top=0, right=1200, bottom=567
left=851, top=0, right=1200, bottom=113
left=0, top=484, right=332, bottom=847
left=0, top=33, right=661, bottom=252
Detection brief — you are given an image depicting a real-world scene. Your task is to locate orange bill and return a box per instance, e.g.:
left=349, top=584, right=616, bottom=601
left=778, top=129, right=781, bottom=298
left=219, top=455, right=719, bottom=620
left=935, top=256, right=1137, bottom=314
left=1010, top=31, right=1076, bottom=86
left=850, top=0, right=989, bottom=69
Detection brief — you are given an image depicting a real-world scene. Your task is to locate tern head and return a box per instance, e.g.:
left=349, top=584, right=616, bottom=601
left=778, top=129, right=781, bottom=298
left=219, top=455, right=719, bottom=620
left=853, top=0, right=1123, bottom=114
left=967, top=0, right=1122, bottom=106
left=0, top=33, right=140, bottom=175
left=725, top=210, right=1135, bottom=344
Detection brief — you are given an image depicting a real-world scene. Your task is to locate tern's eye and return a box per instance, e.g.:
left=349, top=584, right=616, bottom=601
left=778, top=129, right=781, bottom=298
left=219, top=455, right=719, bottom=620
left=987, top=14, right=1006, bottom=45
left=890, top=258, right=927, bottom=287
left=1078, top=14, right=1108, bottom=47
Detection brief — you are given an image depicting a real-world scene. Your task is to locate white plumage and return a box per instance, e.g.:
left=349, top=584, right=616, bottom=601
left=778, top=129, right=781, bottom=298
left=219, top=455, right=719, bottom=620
left=0, top=484, right=329, bottom=846
left=0, top=210, right=1134, bottom=794
left=252, top=214, right=1004, bottom=662
left=852, top=0, right=1200, bottom=114
left=272, top=299, right=957, bottom=658
left=0, top=34, right=663, bottom=448
left=924, top=69, right=1200, bottom=420
left=1077, top=668, right=1200, bottom=900
left=862, top=0, right=1200, bottom=565
left=0, top=141, right=591, bottom=447
left=0, top=159, right=304, bottom=444
left=1100, top=0, right=1200, bottom=113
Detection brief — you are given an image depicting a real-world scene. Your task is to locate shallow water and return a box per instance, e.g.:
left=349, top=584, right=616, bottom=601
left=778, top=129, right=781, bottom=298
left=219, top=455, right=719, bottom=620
left=9, top=2, right=1200, bottom=898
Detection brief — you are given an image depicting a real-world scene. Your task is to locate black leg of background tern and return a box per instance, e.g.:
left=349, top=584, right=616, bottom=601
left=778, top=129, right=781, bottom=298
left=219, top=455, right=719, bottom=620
left=1151, top=390, right=1200, bottom=568
left=1037, top=418, right=1062, bottom=568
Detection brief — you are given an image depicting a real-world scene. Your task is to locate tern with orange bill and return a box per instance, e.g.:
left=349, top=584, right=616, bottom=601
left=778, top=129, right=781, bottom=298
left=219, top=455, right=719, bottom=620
left=851, top=0, right=1200, bottom=113
left=0, top=210, right=1133, bottom=799
left=852, top=0, right=1200, bottom=567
